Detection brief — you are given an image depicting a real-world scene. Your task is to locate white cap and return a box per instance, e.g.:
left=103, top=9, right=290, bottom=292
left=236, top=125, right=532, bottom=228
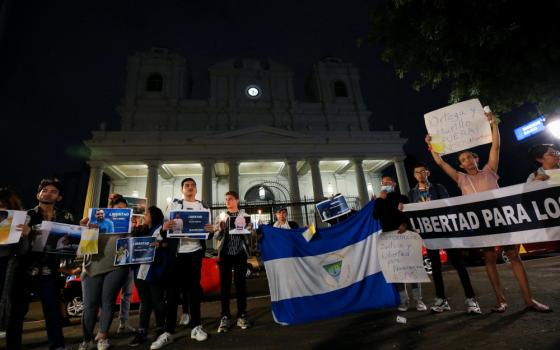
left=483, top=106, right=491, bottom=113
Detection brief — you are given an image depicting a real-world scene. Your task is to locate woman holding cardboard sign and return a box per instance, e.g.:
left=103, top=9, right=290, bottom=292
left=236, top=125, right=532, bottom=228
left=426, top=108, right=551, bottom=313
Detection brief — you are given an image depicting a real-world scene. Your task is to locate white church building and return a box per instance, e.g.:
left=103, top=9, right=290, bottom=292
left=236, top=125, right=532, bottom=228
left=82, top=48, right=410, bottom=224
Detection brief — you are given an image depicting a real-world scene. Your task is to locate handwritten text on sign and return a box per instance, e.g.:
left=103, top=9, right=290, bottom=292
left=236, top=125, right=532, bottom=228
left=377, top=231, right=430, bottom=283
left=424, top=99, right=492, bottom=155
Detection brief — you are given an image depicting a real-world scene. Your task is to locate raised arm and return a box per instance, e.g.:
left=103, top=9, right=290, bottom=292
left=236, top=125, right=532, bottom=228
left=486, top=111, right=500, bottom=172
left=425, top=135, right=459, bottom=183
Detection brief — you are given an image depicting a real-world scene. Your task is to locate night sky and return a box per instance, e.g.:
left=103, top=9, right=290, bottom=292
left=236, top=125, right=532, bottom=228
left=0, top=0, right=556, bottom=208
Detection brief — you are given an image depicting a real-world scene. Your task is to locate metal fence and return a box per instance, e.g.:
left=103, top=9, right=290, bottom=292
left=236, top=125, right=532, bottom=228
left=208, top=196, right=363, bottom=227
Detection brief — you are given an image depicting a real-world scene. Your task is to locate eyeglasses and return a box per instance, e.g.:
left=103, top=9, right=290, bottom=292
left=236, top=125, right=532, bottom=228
left=414, top=170, right=428, bottom=174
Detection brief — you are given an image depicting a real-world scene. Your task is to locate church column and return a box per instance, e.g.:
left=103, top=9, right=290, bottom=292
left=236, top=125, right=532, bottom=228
left=227, top=160, right=240, bottom=194
left=308, top=158, right=324, bottom=201
left=308, top=158, right=326, bottom=227
left=352, top=158, right=369, bottom=207
left=145, top=161, right=161, bottom=207
left=286, top=159, right=303, bottom=225
left=394, top=157, right=410, bottom=195
left=370, top=172, right=383, bottom=198
left=83, top=161, right=105, bottom=218
left=201, top=159, right=215, bottom=206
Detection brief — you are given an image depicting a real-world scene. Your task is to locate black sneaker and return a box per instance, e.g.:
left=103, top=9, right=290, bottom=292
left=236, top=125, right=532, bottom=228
left=128, top=332, right=147, bottom=347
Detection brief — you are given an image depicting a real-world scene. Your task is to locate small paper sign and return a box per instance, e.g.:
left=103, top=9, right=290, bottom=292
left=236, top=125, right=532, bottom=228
left=377, top=230, right=430, bottom=283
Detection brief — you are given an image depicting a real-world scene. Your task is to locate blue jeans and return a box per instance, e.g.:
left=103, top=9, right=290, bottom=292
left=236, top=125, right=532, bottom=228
left=81, top=267, right=128, bottom=341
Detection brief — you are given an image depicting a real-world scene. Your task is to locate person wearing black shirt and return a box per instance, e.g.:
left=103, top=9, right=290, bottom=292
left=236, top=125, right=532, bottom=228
left=372, top=175, right=427, bottom=312
left=214, top=191, right=251, bottom=334
left=8, top=179, right=74, bottom=350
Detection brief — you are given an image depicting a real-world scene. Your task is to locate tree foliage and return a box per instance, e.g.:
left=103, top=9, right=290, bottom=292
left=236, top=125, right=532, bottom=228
left=366, top=0, right=560, bottom=114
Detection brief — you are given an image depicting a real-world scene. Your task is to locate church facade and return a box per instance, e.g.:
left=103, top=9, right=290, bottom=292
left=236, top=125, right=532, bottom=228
left=82, top=48, right=410, bottom=223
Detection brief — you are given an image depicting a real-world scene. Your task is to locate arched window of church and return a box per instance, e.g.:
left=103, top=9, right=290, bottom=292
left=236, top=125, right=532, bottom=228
left=146, top=73, right=163, bottom=92
left=334, top=81, right=348, bottom=97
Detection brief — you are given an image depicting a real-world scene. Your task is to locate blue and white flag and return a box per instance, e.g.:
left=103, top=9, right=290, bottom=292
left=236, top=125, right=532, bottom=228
left=260, top=201, right=399, bottom=325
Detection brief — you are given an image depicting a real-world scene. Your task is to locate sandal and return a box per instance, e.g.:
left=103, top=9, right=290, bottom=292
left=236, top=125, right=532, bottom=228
left=491, top=302, right=507, bottom=313
left=526, top=300, right=552, bottom=313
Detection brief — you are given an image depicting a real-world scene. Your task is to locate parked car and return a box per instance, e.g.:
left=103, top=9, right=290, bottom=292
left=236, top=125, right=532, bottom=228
left=63, top=256, right=221, bottom=318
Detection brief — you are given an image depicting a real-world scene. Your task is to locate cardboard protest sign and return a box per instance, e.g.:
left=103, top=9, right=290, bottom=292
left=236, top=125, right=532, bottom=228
left=377, top=231, right=430, bottom=283
left=424, top=99, right=491, bottom=155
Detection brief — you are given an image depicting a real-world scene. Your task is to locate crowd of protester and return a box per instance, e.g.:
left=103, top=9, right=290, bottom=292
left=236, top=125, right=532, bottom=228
left=0, top=109, right=558, bottom=349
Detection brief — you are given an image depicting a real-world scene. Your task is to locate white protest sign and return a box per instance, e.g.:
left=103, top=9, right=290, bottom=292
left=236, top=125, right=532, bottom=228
left=377, top=230, right=430, bottom=283
left=424, top=98, right=492, bottom=155
left=0, top=210, right=26, bottom=245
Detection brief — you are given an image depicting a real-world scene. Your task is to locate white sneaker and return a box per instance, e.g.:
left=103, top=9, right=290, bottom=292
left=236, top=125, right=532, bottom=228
left=117, top=322, right=136, bottom=334
left=430, top=298, right=451, bottom=313
left=415, top=300, right=428, bottom=312
left=0, top=331, right=6, bottom=339
left=179, top=313, right=191, bottom=326
left=397, top=300, right=409, bottom=312
left=236, top=315, right=251, bottom=329
left=466, top=298, right=482, bottom=314
left=97, top=338, right=110, bottom=350
left=217, top=316, right=231, bottom=333
left=150, top=332, right=173, bottom=349
left=190, top=325, right=208, bottom=342
left=77, top=341, right=94, bottom=350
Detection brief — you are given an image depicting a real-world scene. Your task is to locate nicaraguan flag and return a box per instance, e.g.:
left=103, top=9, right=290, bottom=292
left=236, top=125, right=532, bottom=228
left=260, top=201, right=399, bottom=325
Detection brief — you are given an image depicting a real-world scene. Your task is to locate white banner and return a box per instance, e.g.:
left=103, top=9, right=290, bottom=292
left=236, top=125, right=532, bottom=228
left=403, top=181, right=560, bottom=249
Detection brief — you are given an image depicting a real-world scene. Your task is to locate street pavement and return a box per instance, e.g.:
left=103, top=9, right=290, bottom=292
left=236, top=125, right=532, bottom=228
left=6, top=256, right=560, bottom=350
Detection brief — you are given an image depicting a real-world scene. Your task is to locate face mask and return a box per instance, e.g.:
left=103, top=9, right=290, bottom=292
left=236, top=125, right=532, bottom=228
left=381, top=185, right=393, bottom=193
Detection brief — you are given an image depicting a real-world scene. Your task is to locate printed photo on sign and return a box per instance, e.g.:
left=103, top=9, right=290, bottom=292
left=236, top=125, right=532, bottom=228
left=123, top=196, right=147, bottom=215
left=316, top=195, right=351, bottom=222
left=228, top=215, right=252, bottom=234
left=377, top=231, right=430, bottom=283
left=35, top=221, right=84, bottom=255
left=88, top=208, right=132, bottom=234
left=424, top=98, right=492, bottom=155
left=168, top=210, right=210, bottom=237
left=0, top=210, right=27, bottom=245
left=114, top=236, right=156, bottom=266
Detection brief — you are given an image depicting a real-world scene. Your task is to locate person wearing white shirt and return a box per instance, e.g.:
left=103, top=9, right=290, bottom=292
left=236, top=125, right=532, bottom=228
left=150, top=178, right=214, bottom=349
